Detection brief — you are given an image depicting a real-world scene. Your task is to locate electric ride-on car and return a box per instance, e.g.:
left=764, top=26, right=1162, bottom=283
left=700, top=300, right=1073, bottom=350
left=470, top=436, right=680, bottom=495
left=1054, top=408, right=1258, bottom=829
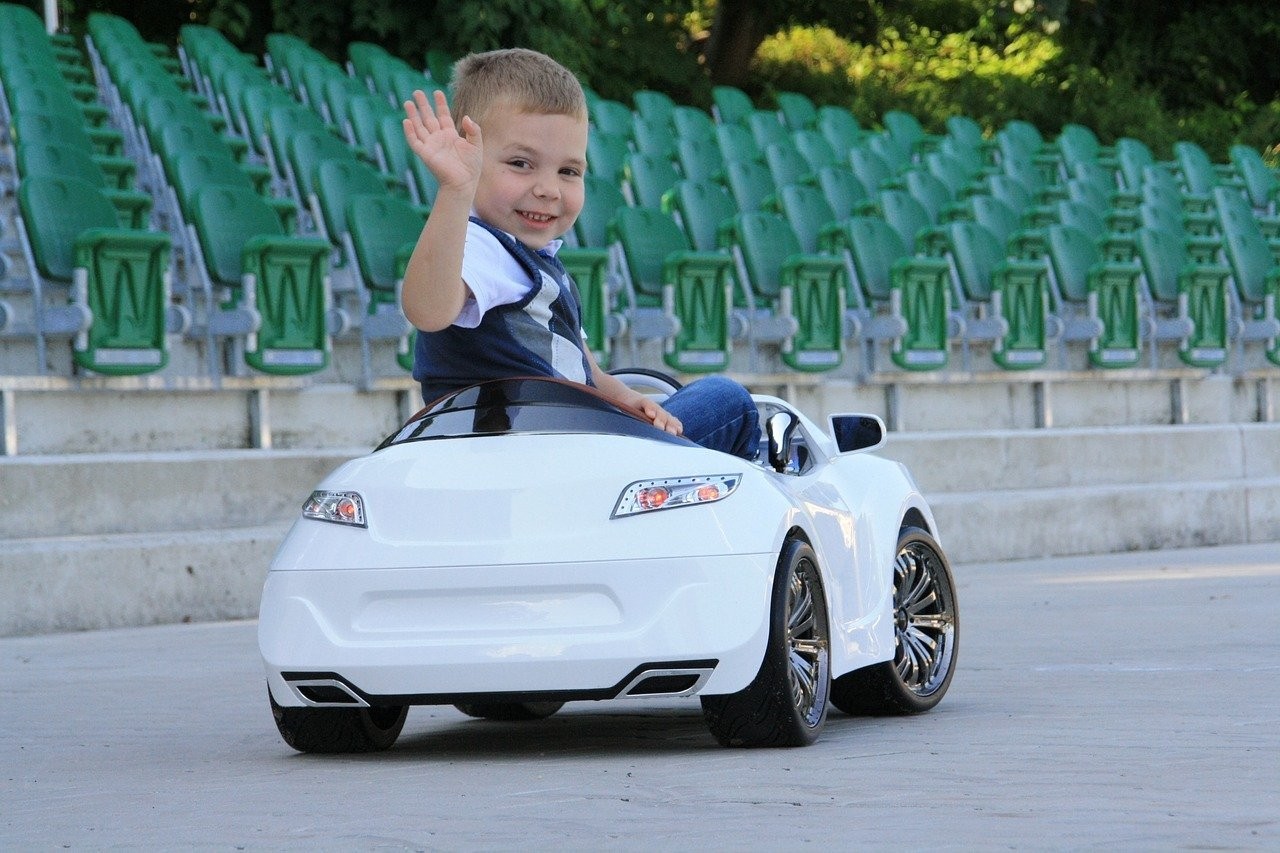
left=258, top=371, right=958, bottom=751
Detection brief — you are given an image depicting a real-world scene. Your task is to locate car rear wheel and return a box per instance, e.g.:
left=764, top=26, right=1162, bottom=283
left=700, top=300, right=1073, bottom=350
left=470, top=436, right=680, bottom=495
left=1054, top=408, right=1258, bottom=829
left=831, top=526, right=958, bottom=715
left=453, top=702, right=564, bottom=721
left=269, top=691, right=408, bottom=753
left=702, top=538, right=830, bottom=747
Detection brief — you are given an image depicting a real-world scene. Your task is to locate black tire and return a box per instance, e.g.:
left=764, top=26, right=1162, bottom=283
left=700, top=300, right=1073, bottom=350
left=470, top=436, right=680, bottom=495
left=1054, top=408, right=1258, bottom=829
left=701, top=538, right=830, bottom=747
left=831, top=526, right=959, bottom=715
left=606, top=367, right=683, bottom=396
left=270, top=691, right=408, bottom=753
left=453, top=702, right=564, bottom=721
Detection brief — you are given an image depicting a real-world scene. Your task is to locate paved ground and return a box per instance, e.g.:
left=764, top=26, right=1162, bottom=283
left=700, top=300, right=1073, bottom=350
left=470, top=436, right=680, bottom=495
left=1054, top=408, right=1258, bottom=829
left=3, top=542, right=1279, bottom=850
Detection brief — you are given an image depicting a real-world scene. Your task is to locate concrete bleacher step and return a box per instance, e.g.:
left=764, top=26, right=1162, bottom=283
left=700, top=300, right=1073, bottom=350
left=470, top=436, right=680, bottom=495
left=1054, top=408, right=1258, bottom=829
left=1, top=524, right=289, bottom=636
left=881, top=423, right=1280, bottom=563
left=3, top=421, right=1278, bottom=636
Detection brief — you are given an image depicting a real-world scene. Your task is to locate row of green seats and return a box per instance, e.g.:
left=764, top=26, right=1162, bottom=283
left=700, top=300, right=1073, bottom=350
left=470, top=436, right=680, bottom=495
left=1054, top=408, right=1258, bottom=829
left=2, top=3, right=178, bottom=376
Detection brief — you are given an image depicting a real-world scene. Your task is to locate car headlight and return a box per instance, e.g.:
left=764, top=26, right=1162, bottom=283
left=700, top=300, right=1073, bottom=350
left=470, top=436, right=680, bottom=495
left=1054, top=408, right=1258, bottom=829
left=302, top=490, right=367, bottom=528
left=611, top=474, right=741, bottom=519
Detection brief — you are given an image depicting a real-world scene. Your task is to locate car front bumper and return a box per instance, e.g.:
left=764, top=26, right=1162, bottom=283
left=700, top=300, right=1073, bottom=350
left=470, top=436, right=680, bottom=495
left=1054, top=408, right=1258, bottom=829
left=260, top=552, right=775, bottom=707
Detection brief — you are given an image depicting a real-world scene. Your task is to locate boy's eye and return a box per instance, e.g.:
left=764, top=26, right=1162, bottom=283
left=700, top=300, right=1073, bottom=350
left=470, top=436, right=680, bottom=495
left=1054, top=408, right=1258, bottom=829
left=561, top=167, right=583, bottom=178
left=508, top=158, right=532, bottom=169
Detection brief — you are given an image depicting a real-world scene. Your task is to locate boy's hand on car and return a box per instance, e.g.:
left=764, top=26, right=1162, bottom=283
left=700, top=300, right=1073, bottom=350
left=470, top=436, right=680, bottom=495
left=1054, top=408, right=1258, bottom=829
left=402, top=89, right=482, bottom=192
left=636, top=397, right=683, bottom=437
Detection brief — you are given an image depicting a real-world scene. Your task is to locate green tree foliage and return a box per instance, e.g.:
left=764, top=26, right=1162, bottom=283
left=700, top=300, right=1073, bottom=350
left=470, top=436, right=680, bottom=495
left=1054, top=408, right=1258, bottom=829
left=44, top=0, right=1280, bottom=161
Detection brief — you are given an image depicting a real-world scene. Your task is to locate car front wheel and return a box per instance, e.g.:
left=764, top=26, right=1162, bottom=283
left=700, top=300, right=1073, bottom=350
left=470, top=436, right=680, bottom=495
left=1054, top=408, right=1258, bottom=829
left=702, top=538, right=830, bottom=747
left=270, top=691, right=408, bottom=753
left=831, top=526, right=958, bottom=715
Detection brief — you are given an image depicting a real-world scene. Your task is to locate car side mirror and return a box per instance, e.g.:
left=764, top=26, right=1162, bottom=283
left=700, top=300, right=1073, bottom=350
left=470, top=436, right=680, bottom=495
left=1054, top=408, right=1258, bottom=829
left=766, top=411, right=800, bottom=473
left=829, top=413, right=886, bottom=453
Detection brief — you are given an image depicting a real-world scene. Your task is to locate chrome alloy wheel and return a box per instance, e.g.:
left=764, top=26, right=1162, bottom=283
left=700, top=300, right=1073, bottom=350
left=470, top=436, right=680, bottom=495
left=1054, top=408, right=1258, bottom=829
left=892, top=537, right=957, bottom=697
left=786, top=555, right=830, bottom=725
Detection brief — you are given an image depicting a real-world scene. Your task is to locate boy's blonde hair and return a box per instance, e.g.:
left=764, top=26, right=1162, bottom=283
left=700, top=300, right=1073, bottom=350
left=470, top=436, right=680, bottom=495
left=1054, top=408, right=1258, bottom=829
left=449, top=48, right=587, bottom=128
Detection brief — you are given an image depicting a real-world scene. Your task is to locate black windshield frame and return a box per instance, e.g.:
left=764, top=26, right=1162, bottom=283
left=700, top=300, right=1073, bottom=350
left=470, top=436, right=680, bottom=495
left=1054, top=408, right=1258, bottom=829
left=377, top=378, right=696, bottom=451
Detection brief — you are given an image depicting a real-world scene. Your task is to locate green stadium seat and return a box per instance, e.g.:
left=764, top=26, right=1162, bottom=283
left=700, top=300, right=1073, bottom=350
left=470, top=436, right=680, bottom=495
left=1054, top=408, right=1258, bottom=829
left=661, top=179, right=737, bottom=252
left=574, top=175, right=629, bottom=248
left=847, top=146, right=894, bottom=196
left=10, top=109, right=134, bottom=189
left=1228, top=144, right=1280, bottom=214
left=764, top=141, right=814, bottom=190
left=671, top=105, right=716, bottom=142
left=285, top=128, right=360, bottom=215
left=625, top=151, right=681, bottom=209
left=1174, top=141, right=1243, bottom=198
left=720, top=210, right=845, bottom=372
left=941, top=220, right=1050, bottom=369
left=814, top=165, right=871, bottom=220
left=775, top=91, right=818, bottom=132
left=1043, top=224, right=1143, bottom=367
left=16, top=139, right=153, bottom=228
left=322, top=73, right=369, bottom=135
left=882, top=109, right=939, bottom=156
left=344, top=93, right=395, bottom=165
left=343, top=193, right=423, bottom=377
left=188, top=184, right=333, bottom=375
left=944, top=115, right=989, bottom=154
left=631, top=115, right=678, bottom=159
left=559, top=247, right=618, bottom=369
left=1115, top=137, right=1156, bottom=192
left=312, top=157, right=389, bottom=251
left=792, top=129, right=840, bottom=173
left=1056, top=123, right=1116, bottom=174
left=589, top=99, right=635, bottom=140
left=711, top=85, right=754, bottom=126
left=824, top=215, right=948, bottom=371
left=586, top=130, right=630, bottom=188
left=674, top=136, right=725, bottom=184
left=169, top=148, right=295, bottom=233
left=632, top=90, right=676, bottom=127
left=748, top=110, right=791, bottom=153
left=816, top=106, right=865, bottom=157
left=715, top=122, right=763, bottom=166
left=1133, top=227, right=1230, bottom=368
left=266, top=103, right=333, bottom=197
left=1211, top=187, right=1280, bottom=364
left=772, top=182, right=842, bottom=254
left=16, top=175, right=174, bottom=375
left=375, top=112, right=430, bottom=205
left=609, top=207, right=735, bottom=372
left=722, top=158, right=776, bottom=212
left=347, top=41, right=393, bottom=90
left=875, top=188, right=933, bottom=253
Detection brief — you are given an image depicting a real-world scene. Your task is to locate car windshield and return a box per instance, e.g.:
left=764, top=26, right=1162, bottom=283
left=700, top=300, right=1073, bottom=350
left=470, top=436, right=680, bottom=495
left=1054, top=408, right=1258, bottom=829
left=377, top=378, right=695, bottom=451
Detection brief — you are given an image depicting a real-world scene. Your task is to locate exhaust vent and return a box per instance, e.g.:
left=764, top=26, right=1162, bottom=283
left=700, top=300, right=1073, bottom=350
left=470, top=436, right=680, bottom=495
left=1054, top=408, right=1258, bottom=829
left=619, top=665, right=715, bottom=698
left=285, top=677, right=368, bottom=707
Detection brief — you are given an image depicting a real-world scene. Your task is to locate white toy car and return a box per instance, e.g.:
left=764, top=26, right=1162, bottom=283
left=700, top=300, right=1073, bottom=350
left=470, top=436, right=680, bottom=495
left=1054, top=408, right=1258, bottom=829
left=258, top=372, right=958, bottom=751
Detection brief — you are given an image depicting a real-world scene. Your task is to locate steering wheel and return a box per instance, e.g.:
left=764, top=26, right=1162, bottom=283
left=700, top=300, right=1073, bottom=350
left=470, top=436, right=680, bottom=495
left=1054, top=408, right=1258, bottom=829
left=607, top=367, right=684, bottom=398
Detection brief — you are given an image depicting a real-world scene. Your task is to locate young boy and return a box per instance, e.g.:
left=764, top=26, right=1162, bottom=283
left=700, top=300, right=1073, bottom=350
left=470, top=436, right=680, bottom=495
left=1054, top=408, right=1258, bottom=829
left=400, top=48, right=758, bottom=460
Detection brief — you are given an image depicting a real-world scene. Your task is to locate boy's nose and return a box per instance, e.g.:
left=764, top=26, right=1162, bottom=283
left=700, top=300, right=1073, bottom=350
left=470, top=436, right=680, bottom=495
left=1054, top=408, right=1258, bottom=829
left=532, top=175, right=560, bottom=199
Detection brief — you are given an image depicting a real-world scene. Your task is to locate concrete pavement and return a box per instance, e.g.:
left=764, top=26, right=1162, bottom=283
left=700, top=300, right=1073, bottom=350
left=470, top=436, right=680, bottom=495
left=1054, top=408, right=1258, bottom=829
left=3, top=542, right=1279, bottom=849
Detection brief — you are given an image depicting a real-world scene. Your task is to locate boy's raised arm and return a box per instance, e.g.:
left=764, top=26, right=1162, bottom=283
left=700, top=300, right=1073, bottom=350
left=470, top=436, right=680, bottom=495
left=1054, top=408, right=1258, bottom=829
left=400, top=90, right=483, bottom=332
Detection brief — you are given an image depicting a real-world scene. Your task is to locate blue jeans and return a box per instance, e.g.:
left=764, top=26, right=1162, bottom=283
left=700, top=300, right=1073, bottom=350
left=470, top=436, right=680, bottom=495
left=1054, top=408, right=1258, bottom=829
left=661, top=376, right=760, bottom=460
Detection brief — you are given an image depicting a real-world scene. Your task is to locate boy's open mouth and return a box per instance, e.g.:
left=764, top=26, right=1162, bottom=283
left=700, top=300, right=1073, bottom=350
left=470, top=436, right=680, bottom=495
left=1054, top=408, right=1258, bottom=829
left=519, top=211, right=556, bottom=224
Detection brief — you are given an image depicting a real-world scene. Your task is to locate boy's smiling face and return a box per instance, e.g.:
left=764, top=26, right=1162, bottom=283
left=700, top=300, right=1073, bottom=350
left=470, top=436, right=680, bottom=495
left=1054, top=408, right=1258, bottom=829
left=472, top=102, right=588, bottom=250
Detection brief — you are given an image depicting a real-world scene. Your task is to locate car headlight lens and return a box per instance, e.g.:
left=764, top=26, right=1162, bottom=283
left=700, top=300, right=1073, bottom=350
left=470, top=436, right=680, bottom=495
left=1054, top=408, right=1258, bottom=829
left=302, top=490, right=367, bottom=528
left=612, top=474, right=741, bottom=519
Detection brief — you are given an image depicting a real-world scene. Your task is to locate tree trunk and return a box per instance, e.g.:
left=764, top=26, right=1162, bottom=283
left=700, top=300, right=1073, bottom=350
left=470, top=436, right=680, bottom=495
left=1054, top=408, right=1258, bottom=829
left=703, top=0, right=775, bottom=88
